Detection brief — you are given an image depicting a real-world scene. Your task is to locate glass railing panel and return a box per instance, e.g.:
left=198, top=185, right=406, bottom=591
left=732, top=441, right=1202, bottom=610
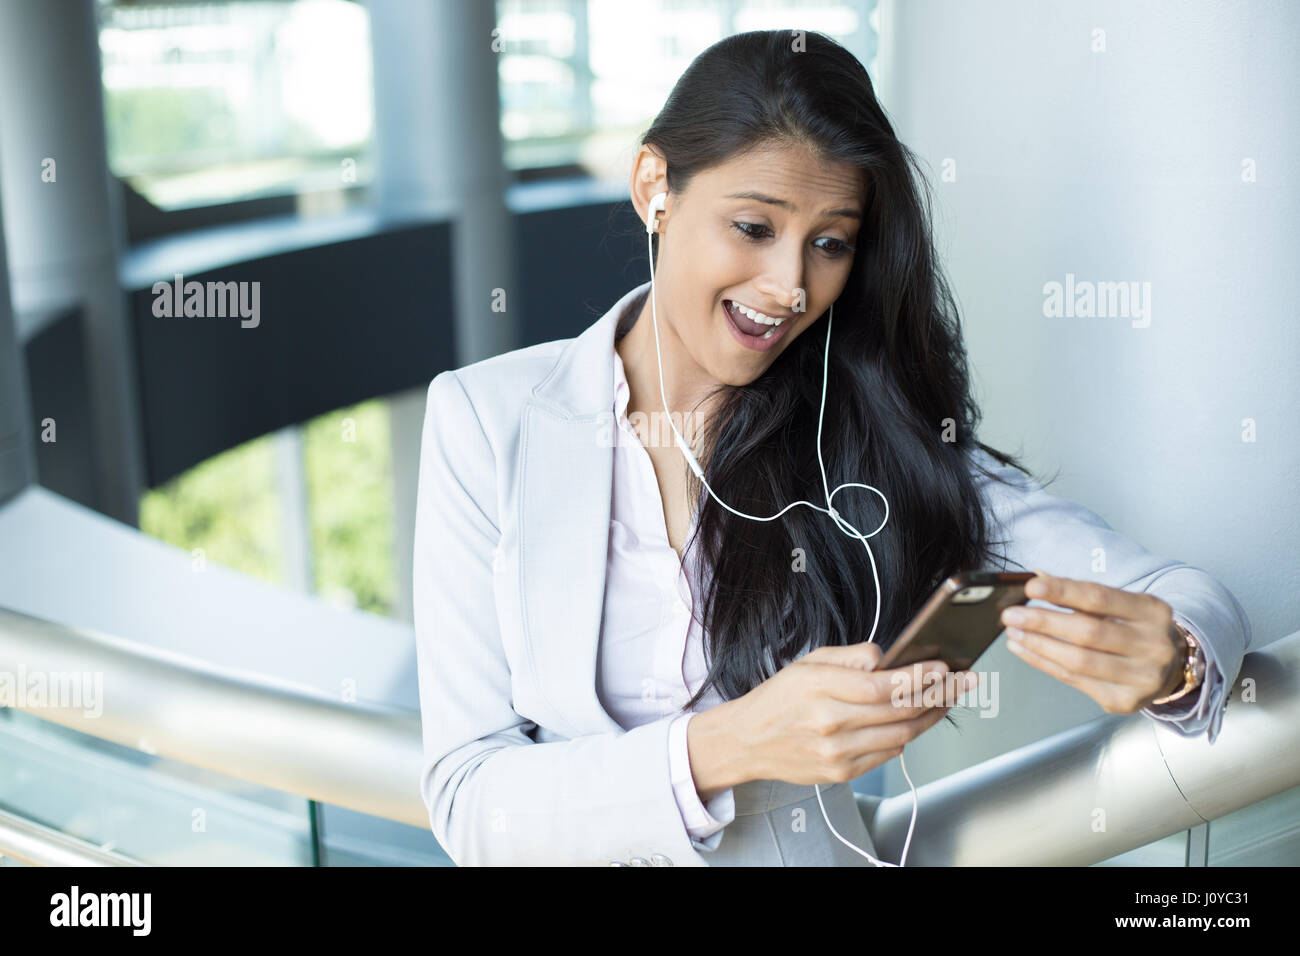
left=0, top=708, right=313, bottom=865
left=0, top=708, right=454, bottom=866
left=315, top=805, right=452, bottom=867
left=1206, top=783, right=1300, bottom=866
left=1091, top=830, right=1188, bottom=866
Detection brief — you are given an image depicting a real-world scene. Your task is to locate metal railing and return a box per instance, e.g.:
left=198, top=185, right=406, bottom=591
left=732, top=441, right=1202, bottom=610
left=1, top=603, right=1296, bottom=866
left=860, top=628, right=1300, bottom=865
left=0, top=806, right=144, bottom=867
left=0, top=605, right=426, bottom=831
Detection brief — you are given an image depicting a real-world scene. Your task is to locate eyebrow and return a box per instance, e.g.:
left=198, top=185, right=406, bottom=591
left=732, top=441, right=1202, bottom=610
left=725, top=190, right=862, bottom=221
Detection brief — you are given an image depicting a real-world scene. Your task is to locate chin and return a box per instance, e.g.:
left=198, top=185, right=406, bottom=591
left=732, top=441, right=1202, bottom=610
left=719, top=362, right=766, bottom=388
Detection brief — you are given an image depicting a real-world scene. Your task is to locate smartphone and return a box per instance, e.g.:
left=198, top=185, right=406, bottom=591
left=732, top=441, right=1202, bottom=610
left=876, top=570, right=1038, bottom=671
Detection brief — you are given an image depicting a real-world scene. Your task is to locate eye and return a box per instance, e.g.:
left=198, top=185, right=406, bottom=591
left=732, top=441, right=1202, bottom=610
left=731, top=222, right=856, bottom=259
left=814, top=237, right=855, bottom=259
left=731, top=221, right=771, bottom=242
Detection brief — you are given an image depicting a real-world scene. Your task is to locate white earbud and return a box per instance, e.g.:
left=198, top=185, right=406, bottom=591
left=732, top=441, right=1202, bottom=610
left=646, top=191, right=667, bottom=235
left=642, top=198, right=917, bottom=867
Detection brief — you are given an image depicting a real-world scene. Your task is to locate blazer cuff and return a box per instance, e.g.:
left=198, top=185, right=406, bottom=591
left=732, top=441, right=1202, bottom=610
left=1140, top=610, right=1227, bottom=744
left=668, top=712, right=735, bottom=847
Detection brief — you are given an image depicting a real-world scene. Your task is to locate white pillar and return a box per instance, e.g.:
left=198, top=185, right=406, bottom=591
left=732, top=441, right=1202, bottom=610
left=367, top=0, right=518, bottom=364
left=0, top=0, right=144, bottom=525
left=367, top=0, right=518, bottom=624
left=0, top=185, right=35, bottom=505
left=273, top=426, right=315, bottom=596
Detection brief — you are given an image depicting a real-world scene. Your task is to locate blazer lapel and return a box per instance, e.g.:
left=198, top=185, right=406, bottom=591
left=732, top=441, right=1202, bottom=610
left=517, top=282, right=651, bottom=736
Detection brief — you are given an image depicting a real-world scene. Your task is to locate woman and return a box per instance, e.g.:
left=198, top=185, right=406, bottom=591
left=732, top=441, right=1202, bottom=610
left=412, top=30, right=1250, bottom=866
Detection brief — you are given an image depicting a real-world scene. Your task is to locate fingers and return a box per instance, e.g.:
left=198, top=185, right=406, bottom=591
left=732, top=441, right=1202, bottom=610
left=848, top=746, right=906, bottom=777
left=1006, top=627, right=1135, bottom=683
left=1025, top=571, right=1160, bottom=624
left=1003, top=606, right=1131, bottom=654
left=803, top=668, right=977, bottom=735
left=886, top=659, right=976, bottom=706
left=803, top=641, right=884, bottom=671
left=809, top=706, right=952, bottom=783
left=801, top=657, right=953, bottom=706
left=833, top=704, right=953, bottom=759
left=810, top=696, right=939, bottom=735
left=1005, top=634, right=1149, bottom=712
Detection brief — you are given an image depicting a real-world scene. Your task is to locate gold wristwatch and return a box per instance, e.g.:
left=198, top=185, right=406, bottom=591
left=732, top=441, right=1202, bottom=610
left=1150, top=621, right=1206, bottom=705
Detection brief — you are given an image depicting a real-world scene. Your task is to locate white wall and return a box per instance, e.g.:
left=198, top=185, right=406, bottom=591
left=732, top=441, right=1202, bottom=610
left=873, top=0, right=1299, bottom=792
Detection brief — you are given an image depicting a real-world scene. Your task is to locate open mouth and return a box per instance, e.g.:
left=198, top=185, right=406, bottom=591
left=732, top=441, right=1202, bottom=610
left=723, top=299, right=792, bottom=351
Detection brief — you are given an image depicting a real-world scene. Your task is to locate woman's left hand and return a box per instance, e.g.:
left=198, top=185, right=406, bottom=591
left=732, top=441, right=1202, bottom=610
left=999, top=570, right=1186, bottom=714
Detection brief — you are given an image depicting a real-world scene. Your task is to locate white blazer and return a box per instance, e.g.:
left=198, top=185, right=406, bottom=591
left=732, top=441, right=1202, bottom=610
left=412, top=280, right=1251, bottom=867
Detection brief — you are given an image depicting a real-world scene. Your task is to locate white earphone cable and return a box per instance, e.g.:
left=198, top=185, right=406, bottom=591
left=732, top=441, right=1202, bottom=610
left=644, top=209, right=919, bottom=866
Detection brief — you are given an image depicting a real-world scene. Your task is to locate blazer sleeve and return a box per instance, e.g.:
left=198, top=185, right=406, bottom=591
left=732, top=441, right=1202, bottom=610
left=967, top=446, right=1251, bottom=745
left=412, top=370, right=715, bottom=866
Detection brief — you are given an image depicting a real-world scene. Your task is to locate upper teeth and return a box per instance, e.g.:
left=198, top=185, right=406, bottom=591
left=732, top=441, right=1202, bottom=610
left=734, top=302, right=786, bottom=326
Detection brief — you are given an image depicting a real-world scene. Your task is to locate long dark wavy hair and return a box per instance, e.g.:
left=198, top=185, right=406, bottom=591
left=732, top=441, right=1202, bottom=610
left=633, top=30, right=1048, bottom=715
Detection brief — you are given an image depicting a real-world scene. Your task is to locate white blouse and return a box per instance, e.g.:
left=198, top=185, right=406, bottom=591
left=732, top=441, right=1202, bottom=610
left=595, top=341, right=735, bottom=847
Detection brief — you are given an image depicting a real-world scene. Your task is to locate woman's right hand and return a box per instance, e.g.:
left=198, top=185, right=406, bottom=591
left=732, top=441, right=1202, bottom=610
left=688, top=642, right=977, bottom=797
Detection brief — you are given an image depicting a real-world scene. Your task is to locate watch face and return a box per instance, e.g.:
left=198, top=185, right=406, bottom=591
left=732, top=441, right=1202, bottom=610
left=1191, top=652, right=1206, bottom=683
left=1168, top=626, right=1204, bottom=695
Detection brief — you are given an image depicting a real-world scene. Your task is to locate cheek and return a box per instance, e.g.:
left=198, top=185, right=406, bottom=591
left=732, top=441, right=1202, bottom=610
left=808, top=262, right=853, bottom=308
left=704, top=228, right=757, bottom=274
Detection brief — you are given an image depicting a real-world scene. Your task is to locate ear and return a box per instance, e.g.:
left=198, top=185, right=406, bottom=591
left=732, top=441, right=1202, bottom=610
left=628, top=144, right=670, bottom=234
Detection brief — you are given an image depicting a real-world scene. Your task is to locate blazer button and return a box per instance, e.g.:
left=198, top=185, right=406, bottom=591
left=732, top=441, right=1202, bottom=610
left=650, top=853, right=673, bottom=866
left=628, top=856, right=651, bottom=866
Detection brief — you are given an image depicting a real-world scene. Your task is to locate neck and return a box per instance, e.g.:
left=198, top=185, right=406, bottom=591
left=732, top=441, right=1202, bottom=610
left=616, top=289, right=721, bottom=446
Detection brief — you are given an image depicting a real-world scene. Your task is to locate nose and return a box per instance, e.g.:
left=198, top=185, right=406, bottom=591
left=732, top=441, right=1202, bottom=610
left=755, top=243, right=806, bottom=315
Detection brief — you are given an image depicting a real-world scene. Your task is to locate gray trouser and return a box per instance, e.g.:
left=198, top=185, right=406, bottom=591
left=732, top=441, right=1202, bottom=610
left=695, top=779, right=885, bottom=866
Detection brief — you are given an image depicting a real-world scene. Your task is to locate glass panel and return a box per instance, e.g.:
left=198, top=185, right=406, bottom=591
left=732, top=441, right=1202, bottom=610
left=316, top=805, right=454, bottom=867
left=1092, top=830, right=1188, bottom=866
left=97, top=0, right=375, bottom=210
left=0, top=708, right=314, bottom=865
left=1207, top=784, right=1300, bottom=866
left=142, top=397, right=398, bottom=616
left=139, top=431, right=288, bottom=588
left=302, top=398, right=396, bottom=617
left=1091, top=786, right=1300, bottom=866
left=497, top=0, right=879, bottom=181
